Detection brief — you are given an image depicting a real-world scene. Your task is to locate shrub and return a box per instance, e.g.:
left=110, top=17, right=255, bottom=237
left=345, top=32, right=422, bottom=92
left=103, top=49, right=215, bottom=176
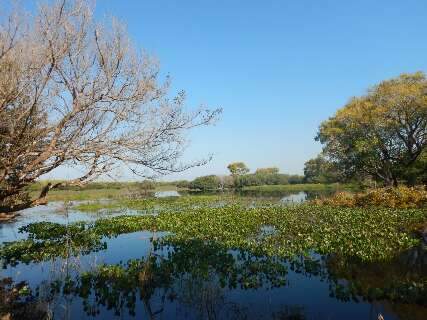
left=189, top=175, right=221, bottom=191
left=315, top=186, right=427, bottom=209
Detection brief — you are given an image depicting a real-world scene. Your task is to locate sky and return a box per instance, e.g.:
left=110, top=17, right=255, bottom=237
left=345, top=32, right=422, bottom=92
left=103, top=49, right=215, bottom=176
left=27, top=0, right=427, bottom=181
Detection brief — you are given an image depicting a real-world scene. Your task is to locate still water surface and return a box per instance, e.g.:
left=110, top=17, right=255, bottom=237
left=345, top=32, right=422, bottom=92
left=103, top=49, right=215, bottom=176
left=0, top=191, right=425, bottom=319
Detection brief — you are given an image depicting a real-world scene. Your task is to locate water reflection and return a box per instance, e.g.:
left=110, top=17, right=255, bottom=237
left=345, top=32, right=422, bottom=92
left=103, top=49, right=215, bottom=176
left=0, top=191, right=426, bottom=320
left=1, top=224, right=426, bottom=319
left=280, top=191, right=307, bottom=203
left=155, top=190, right=181, bottom=198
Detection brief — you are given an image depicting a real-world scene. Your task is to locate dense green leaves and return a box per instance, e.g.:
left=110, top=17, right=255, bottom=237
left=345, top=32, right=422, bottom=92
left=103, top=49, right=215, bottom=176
left=227, top=162, right=250, bottom=176
left=314, top=186, right=427, bottom=208
left=304, top=155, right=342, bottom=183
left=317, top=72, right=427, bottom=186
left=0, top=196, right=426, bottom=318
left=189, top=175, right=222, bottom=191
left=1, top=204, right=425, bottom=266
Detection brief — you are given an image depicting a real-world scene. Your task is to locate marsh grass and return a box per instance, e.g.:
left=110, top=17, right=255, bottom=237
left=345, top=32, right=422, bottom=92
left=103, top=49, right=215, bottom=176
left=28, top=181, right=184, bottom=202
left=37, top=189, right=128, bottom=201
left=28, top=182, right=355, bottom=202
left=73, top=194, right=271, bottom=213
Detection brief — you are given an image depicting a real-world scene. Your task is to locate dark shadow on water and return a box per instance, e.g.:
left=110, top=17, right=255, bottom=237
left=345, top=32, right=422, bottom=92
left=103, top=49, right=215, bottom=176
left=0, top=220, right=426, bottom=320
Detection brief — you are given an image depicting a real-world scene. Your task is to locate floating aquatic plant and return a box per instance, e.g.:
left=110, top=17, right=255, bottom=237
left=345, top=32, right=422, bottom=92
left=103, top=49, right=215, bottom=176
left=1, top=204, right=425, bottom=266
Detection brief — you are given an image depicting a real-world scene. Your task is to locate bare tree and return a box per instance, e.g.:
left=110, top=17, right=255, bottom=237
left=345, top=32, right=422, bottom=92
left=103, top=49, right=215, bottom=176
left=0, top=0, right=221, bottom=214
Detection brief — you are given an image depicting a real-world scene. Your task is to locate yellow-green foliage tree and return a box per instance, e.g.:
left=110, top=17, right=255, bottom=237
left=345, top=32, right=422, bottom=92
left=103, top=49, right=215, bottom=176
left=227, top=162, right=250, bottom=176
left=227, top=162, right=250, bottom=189
left=254, top=167, right=279, bottom=175
left=303, top=155, right=341, bottom=183
left=317, top=72, right=427, bottom=186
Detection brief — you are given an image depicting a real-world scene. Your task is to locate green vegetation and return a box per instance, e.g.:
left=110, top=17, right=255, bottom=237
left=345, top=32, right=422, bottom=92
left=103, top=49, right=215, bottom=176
left=2, top=203, right=425, bottom=265
left=317, top=72, right=427, bottom=186
left=17, top=71, right=426, bottom=209
left=2, top=238, right=426, bottom=318
left=314, top=186, right=427, bottom=209
left=73, top=194, right=274, bottom=213
left=189, top=175, right=222, bottom=191
left=34, top=188, right=129, bottom=202
left=227, top=162, right=250, bottom=176
left=29, top=181, right=151, bottom=201
left=303, top=155, right=342, bottom=183
left=28, top=181, right=180, bottom=202
left=0, top=0, right=220, bottom=215
left=0, top=3, right=426, bottom=318
left=28, top=180, right=156, bottom=192
left=1, top=190, right=426, bottom=318
left=25, top=181, right=350, bottom=203
left=242, top=183, right=355, bottom=192
left=186, top=173, right=306, bottom=191
left=0, top=239, right=290, bottom=317
left=184, top=163, right=307, bottom=191
left=234, top=172, right=304, bottom=188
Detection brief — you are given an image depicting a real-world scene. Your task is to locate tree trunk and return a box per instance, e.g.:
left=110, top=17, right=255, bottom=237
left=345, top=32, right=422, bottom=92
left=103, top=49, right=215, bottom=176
left=0, top=183, right=52, bottom=219
left=383, top=176, right=394, bottom=187
left=392, top=176, right=399, bottom=187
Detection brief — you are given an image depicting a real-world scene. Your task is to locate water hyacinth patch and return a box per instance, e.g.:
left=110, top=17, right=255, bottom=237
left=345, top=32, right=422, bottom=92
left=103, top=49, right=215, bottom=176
left=1, top=204, right=425, bottom=266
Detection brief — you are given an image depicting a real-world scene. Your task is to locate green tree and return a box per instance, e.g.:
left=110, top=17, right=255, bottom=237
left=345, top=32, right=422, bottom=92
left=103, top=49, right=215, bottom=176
left=402, top=149, right=427, bottom=185
left=227, top=162, right=250, bottom=189
left=317, top=72, right=427, bottom=186
left=227, top=162, right=250, bottom=176
left=175, top=180, right=191, bottom=189
left=255, top=167, right=279, bottom=175
left=303, top=155, right=340, bottom=183
left=287, top=174, right=304, bottom=184
left=189, top=175, right=220, bottom=191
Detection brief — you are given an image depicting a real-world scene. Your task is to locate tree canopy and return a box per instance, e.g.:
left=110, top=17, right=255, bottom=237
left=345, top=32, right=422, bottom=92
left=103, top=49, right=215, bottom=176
left=317, top=72, right=427, bottom=186
left=227, top=162, right=250, bottom=176
left=255, top=167, right=280, bottom=175
left=189, top=175, right=221, bottom=191
left=303, top=155, right=341, bottom=184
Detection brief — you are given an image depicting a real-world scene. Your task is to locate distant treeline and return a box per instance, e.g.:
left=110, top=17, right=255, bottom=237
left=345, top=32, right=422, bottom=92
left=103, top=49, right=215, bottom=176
left=171, top=165, right=310, bottom=191
left=31, top=161, right=344, bottom=192
left=182, top=173, right=305, bottom=191
left=31, top=171, right=309, bottom=193
left=173, top=160, right=357, bottom=191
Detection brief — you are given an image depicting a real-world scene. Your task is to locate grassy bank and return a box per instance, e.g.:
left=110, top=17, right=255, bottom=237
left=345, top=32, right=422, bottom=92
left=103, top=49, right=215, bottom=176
left=29, top=182, right=182, bottom=202
left=28, top=182, right=356, bottom=202
left=37, top=188, right=129, bottom=202
left=28, top=180, right=154, bottom=191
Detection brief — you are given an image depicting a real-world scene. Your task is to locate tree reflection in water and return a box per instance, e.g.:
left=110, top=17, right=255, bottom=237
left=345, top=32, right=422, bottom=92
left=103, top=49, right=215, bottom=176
left=0, top=226, right=426, bottom=319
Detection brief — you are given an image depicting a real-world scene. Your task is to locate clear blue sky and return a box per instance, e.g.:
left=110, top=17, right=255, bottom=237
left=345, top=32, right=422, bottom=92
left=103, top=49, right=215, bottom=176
left=39, top=0, right=427, bottom=180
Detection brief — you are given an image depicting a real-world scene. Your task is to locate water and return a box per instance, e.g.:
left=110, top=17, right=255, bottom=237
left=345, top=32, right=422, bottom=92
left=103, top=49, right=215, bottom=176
left=155, top=190, right=181, bottom=198
left=0, top=192, right=426, bottom=320
left=235, top=189, right=336, bottom=204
